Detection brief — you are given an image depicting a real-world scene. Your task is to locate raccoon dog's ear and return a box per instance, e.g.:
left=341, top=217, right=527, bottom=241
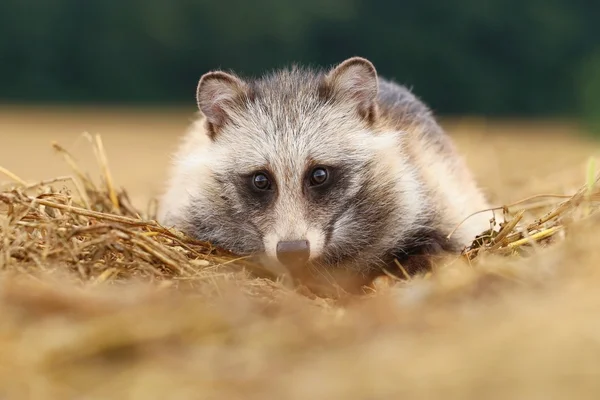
left=196, top=71, right=248, bottom=139
left=322, top=57, right=379, bottom=123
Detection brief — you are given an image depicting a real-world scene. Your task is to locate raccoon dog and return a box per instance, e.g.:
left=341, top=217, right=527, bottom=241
left=157, top=57, right=493, bottom=292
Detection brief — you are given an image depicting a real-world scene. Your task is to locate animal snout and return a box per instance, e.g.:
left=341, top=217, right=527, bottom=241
left=276, top=240, right=310, bottom=268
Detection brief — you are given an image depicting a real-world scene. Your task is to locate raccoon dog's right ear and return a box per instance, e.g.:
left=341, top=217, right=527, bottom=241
left=196, top=71, right=248, bottom=139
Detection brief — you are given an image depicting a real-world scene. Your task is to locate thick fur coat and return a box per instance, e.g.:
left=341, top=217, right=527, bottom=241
left=157, top=57, right=493, bottom=289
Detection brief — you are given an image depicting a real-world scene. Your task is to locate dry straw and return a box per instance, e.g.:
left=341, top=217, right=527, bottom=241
left=0, top=134, right=282, bottom=291
left=2, top=134, right=600, bottom=399
left=1, top=134, right=599, bottom=293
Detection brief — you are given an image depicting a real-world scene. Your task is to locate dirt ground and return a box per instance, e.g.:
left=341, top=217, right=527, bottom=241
left=2, top=106, right=600, bottom=399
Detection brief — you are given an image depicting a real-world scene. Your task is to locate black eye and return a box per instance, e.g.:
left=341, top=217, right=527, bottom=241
left=253, top=173, right=271, bottom=190
left=309, top=167, right=328, bottom=186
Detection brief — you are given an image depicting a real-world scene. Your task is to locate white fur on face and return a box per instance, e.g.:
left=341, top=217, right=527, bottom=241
left=156, top=63, right=495, bottom=279
left=160, top=66, right=476, bottom=276
left=159, top=93, right=430, bottom=265
left=305, top=228, right=325, bottom=259
left=157, top=120, right=213, bottom=227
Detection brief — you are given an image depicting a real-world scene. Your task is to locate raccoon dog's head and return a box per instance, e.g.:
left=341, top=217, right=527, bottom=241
left=176, top=57, right=424, bottom=284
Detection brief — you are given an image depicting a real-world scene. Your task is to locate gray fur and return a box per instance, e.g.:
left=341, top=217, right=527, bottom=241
left=157, top=57, right=492, bottom=287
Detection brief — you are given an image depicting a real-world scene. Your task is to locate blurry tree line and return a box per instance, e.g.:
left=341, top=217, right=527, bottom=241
left=0, top=0, right=598, bottom=121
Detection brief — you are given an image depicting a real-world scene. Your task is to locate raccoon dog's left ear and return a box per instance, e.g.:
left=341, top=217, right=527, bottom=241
left=196, top=71, right=249, bottom=139
left=322, top=57, right=379, bottom=123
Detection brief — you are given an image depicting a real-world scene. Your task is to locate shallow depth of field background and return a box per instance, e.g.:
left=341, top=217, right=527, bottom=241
left=1, top=1, right=600, bottom=398
left=1, top=0, right=599, bottom=205
left=1, top=0, right=599, bottom=207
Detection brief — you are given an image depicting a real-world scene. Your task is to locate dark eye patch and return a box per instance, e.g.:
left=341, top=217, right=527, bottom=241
left=220, top=169, right=278, bottom=211
left=303, top=162, right=353, bottom=203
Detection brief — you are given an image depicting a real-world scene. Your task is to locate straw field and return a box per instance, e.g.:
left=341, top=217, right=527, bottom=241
left=1, top=106, right=600, bottom=399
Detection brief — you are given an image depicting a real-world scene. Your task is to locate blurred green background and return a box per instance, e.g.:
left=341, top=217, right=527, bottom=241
left=0, top=0, right=598, bottom=121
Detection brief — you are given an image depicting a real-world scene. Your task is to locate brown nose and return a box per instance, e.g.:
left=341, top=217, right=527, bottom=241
left=276, top=240, right=310, bottom=268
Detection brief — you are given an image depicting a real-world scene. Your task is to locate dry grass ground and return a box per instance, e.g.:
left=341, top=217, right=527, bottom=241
left=2, top=106, right=600, bottom=399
